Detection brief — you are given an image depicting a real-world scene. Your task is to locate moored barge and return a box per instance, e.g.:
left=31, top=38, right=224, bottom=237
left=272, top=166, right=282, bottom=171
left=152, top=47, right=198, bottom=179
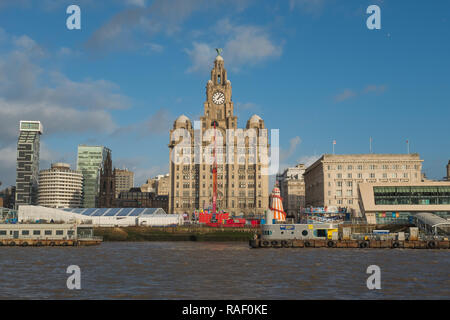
left=0, top=223, right=102, bottom=247
left=250, top=223, right=450, bottom=249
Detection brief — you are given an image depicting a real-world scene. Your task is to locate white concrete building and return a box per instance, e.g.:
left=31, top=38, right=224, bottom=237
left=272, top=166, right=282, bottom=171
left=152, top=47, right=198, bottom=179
left=18, top=206, right=183, bottom=227
left=38, top=163, right=83, bottom=208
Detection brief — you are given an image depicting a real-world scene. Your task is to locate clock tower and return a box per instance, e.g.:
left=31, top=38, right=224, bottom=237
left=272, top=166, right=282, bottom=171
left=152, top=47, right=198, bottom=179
left=169, top=50, right=269, bottom=217
left=200, top=50, right=237, bottom=130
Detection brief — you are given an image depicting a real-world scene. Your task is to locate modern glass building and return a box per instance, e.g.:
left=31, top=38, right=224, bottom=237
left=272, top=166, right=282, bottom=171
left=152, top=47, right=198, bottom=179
left=76, top=145, right=110, bottom=208
left=15, top=121, right=43, bottom=208
left=373, top=186, right=450, bottom=205
left=359, top=181, right=450, bottom=224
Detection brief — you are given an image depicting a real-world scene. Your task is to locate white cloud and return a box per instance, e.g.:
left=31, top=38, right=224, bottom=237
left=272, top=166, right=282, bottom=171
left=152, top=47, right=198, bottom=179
left=0, top=31, right=128, bottom=150
left=334, top=89, right=356, bottom=103
left=334, top=85, right=387, bottom=103
left=185, top=42, right=216, bottom=73
left=186, top=20, right=282, bottom=73
left=126, top=0, right=147, bottom=7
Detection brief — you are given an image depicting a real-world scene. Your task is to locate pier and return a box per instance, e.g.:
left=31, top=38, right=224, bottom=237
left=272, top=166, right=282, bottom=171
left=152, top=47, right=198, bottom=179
left=249, top=238, right=450, bottom=249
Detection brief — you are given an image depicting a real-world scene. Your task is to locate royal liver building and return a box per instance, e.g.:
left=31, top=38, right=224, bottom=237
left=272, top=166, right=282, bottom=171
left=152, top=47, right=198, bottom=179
left=168, top=51, right=269, bottom=217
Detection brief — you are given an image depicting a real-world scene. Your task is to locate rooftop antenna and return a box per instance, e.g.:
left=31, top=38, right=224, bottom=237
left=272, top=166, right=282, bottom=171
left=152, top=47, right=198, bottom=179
left=370, top=137, right=373, bottom=154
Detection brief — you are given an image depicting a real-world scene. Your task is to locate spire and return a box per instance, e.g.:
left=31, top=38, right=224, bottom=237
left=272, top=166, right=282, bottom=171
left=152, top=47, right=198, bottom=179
left=211, top=48, right=226, bottom=85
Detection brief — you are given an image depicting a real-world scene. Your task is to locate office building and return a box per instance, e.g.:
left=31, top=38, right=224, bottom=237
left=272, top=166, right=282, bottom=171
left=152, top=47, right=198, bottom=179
left=76, top=145, right=110, bottom=208
left=141, top=174, right=169, bottom=195
left=276, top=164, right=306, bottom=218
left=447, top=161, right=450, bottom=181
left=358, top=181, right=450, bottom=225
left=116, top=188, right=169, bottom=212
left=0, top=186, right=15, bottom=209
left=38, top=163, right=83, bottom=208
left=115, top=169, right=134, bottom=198
left=15, top=121, right=43, bottom=208
left=304, top=154, right=423, bottom=216
left=168, top=52, right=269, bottom=216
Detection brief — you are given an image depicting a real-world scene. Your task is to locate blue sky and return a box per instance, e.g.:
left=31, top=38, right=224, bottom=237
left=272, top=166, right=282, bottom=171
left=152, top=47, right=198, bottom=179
left=0, top=0, right=449, bottom=187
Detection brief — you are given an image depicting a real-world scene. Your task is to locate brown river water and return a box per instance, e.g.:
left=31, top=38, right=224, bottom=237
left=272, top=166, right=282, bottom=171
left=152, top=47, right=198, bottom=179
left=0, top=242, right=449, bottom=299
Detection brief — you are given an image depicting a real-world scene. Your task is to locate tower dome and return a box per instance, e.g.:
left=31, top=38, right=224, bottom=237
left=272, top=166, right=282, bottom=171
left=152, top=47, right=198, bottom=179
left=249, top=114, right=262, bottom=123
left=246, top=114, right=264, bottom=129
left=174, top=114, right=191, bottom=129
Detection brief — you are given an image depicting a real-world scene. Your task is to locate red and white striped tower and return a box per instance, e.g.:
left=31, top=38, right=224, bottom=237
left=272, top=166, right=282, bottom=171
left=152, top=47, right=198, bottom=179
left=270, top=184, right=286, bottom=222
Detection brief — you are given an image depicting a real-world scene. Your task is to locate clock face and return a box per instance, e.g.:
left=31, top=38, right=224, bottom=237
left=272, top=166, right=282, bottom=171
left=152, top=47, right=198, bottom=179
left=212, top=91, right=225, bottom=105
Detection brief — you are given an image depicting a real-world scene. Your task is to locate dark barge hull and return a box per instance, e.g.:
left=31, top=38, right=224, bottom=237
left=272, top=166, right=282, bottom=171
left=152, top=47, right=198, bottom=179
left=0, top=239, right=101, bottom=247
left=249, top=239, right=450, bottom=249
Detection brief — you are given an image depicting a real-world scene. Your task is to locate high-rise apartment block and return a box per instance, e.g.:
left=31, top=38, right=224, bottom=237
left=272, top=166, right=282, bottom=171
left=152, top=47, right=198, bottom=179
left=15, top=121, right=43, bottom=208
left=76, top=145, right=110, bottom=208
left=304, top=154, right=423, bottom=215
left=38, top=163, right=83, bottom=208
left=276, top=164, right=306, bottom=218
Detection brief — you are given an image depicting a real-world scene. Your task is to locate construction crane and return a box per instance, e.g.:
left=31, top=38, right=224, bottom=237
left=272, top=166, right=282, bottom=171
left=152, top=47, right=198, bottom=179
left=211, top=120, right=219, bottom=223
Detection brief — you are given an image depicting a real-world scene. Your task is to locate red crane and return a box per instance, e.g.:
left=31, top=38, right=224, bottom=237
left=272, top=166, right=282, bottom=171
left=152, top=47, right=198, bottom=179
left=211, top=120, right=218, bottom=222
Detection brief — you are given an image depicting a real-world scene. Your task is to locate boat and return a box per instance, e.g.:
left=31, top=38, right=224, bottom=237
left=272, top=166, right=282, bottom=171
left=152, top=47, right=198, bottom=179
left=0, top=223, right=102, bottom=246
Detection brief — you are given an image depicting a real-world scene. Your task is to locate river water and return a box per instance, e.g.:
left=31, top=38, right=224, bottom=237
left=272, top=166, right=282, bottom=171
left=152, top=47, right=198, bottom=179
left=0, top=242, right=449, bottom=299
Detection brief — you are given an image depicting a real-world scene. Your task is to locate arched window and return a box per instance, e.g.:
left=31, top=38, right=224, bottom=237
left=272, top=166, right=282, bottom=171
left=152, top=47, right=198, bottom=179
left=217, top=75, right=221, bottom=84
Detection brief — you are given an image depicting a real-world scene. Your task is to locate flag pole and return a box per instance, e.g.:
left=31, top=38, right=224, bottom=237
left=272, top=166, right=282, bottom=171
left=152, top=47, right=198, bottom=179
left=370, top=137, right=372, bottom=154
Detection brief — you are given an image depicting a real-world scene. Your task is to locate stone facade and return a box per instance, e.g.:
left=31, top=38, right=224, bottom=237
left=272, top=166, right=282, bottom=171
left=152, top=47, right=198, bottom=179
left=304, top=154, right=423, bottom=216
left=114, top=169, right=134, bottom=198
left=276, top=164, right=306, bottom=218
left=168, top=54, right=269, bottom=216
left=141, top=174, right=169, bottom=195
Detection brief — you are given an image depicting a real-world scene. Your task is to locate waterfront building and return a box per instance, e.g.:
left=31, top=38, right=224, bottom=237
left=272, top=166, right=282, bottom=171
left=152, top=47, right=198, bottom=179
left=447, top=161, right=450, bottom=181
left=38, top=163, right=83, bottom=208
left=98, top=150, right=115, bottom=208
left=114, top=169, right=134, bottom=198
left=15, top=121, right=43, bottom=208
left=116, top=188, right=169, bottom=212
left=76, top=145, right=110, bottom=208
left=168, top=52, right=269, bottom=216
left=276, top=164, right=306, bottom=219
left=0, top=186, right=15, bottom=209
left=304, top=154, right=423, bottom=216
left=358, top=181, right=450, bottom=225
left=141, top=174, right=169, bottom=195
left=17, top=205, right=180, bottom=227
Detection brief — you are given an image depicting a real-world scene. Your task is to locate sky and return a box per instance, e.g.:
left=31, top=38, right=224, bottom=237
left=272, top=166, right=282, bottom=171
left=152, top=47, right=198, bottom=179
left=0, top=0, right=449, bottom=188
